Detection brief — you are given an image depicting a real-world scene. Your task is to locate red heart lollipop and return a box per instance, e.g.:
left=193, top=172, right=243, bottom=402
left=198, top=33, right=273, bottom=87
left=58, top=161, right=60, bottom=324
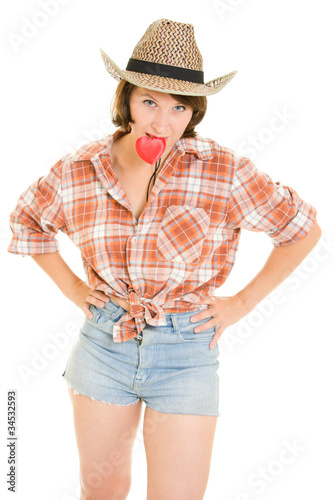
left=135, top=135, right=166, bottom=164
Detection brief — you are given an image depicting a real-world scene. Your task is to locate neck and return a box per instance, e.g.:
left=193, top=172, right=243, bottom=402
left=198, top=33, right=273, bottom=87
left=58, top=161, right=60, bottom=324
left=117, top=132, right=147, bottom=169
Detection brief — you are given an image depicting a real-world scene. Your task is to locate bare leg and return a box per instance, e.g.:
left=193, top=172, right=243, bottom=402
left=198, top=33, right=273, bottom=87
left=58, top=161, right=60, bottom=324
left=67, top=386, right=142, bottom=500
left=143, top=406, right=218, bottom=500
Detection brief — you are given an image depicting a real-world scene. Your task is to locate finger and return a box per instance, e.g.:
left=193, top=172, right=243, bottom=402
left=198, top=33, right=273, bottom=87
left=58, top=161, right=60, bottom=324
left=209, top=325, right=226, bottom=349
left=90, top=289, right=110, bottom=299
left=209, top=330, right=223, bottom=350
left=82, top=305, right=93, bottom=320
left=89, top=292, right=110, bottom=308
left=190, top=305, right=217, bottom=323
left=95, top=291, right=110, bottom=302
left=190, top=311, right=213, bottom=323
left=194, top=318, right=217, bottom=333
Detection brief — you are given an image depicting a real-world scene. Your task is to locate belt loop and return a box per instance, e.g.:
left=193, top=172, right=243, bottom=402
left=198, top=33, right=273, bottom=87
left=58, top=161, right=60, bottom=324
left=170, top=314, right=179, bottom=334
left=112, top=308, right=127, bottom=323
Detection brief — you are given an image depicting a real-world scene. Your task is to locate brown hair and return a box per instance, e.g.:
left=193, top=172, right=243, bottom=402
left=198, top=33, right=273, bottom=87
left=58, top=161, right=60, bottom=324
left=111, top=80, right=207, bottom=138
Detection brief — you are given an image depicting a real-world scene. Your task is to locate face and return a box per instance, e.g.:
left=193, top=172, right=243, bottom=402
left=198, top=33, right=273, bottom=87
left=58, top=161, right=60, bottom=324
left=128, top=86, right=193, bottom=152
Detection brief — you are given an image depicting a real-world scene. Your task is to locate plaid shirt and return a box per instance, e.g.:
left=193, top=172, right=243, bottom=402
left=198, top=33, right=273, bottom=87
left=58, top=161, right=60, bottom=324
left=8, top=130, right=317, bottom=342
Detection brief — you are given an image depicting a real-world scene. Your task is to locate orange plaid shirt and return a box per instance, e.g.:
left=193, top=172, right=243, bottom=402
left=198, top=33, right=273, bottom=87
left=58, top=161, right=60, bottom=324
left=8, top=130, right=317, bottom=342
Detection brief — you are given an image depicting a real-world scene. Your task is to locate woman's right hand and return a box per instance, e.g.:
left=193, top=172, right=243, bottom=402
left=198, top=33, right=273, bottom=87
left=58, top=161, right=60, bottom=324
left=65, top=279, right=110, bottom=319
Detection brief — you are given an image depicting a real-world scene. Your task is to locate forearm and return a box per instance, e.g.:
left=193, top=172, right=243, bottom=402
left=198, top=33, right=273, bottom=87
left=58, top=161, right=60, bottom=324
left=236, top=221, right=322, bottom=313
left=31, top=251, right=83, bottom=298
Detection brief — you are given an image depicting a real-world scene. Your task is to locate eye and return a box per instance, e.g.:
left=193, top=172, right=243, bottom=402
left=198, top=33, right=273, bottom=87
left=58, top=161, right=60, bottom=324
left=144, top=99, right=156, bottom=107
left=173, top=105, right=186, bottom=112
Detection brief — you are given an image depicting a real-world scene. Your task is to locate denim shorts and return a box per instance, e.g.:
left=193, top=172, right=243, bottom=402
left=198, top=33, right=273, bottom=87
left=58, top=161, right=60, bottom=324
left=62, top=298, right=220, bottom=416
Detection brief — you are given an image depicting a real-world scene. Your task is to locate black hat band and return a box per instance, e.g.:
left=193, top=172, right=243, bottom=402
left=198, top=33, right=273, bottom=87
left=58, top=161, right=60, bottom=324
left=126, top=58, right=204, bottom=84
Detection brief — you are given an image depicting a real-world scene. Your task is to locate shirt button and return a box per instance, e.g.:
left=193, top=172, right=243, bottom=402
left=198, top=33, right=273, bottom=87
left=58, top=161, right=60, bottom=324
left=132, top=237, right=136, bottom=242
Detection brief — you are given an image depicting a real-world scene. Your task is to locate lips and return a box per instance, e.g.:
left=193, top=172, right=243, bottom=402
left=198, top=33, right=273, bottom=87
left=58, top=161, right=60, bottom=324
left=146, top=133, right=167, bottom=140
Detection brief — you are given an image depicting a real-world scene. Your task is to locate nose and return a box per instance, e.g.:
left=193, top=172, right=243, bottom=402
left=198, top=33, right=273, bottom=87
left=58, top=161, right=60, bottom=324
left=152, top=109, right=169, bottom=134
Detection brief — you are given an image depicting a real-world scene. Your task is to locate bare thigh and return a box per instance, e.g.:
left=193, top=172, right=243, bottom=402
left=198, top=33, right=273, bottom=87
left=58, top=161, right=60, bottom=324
left=67, top=387, right=142, bottom=499
left=143, top=406, right=218, bottom=500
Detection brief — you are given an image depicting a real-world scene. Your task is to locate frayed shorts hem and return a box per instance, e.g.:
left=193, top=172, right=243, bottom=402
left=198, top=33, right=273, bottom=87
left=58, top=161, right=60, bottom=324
left=63, top=379, right=141, bottom=407
left=63, top=379, right=220, bottom=416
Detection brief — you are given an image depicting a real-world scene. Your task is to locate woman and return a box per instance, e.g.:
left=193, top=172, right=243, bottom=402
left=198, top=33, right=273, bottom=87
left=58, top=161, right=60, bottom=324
left=8, top=18, right=321, bottom=500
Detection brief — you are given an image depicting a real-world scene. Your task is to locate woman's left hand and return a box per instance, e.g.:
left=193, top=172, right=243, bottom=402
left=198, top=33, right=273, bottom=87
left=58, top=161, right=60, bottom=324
left=190, top=295, right=250, bottom=350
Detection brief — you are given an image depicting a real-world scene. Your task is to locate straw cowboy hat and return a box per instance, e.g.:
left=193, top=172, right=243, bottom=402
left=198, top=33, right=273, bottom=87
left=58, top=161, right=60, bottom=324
left=100, top=18, right=237, bottom=96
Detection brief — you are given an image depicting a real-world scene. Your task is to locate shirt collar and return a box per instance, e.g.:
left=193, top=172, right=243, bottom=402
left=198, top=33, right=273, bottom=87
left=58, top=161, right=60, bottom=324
left=174, top=135, right=214, bottom=160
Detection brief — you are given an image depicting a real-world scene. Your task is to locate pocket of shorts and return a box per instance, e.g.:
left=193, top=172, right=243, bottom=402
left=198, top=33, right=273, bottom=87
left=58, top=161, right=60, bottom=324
left=156, top=205, right=210, bottom=264
left=176, top=318, right=216, bottom=343
left=85, top=303, right=118, bottom=332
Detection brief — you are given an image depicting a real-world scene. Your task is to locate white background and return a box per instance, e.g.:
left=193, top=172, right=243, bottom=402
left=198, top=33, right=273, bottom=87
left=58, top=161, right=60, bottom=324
left=1, top=1, right=332, bottom=499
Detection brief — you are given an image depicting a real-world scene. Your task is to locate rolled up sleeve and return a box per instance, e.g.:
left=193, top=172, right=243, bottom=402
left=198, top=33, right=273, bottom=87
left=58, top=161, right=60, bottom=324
left=225, top=157, right=317, bottom=246
left=7, top=155, right=69, bottom=256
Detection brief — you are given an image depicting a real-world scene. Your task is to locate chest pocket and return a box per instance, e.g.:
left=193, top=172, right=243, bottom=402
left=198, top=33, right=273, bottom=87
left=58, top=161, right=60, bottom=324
left=156, top=205, right=210, bottom=264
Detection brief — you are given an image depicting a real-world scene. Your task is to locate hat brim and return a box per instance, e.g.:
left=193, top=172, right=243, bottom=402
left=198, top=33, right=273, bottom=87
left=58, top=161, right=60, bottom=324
left=100, top=49, right=237, bottom=97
